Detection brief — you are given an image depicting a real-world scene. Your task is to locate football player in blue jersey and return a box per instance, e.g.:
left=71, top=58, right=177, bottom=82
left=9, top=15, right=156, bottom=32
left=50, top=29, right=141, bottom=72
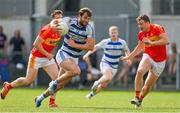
left=35, top=7, right=95, bottom=107
left=83, top=26, right=131, bottom=99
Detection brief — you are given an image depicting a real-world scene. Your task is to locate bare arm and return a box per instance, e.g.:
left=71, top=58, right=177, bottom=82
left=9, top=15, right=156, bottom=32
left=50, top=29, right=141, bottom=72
left=83, top=44, right=99, bottom=62
left=120, top=44, right=131, bottom=65
left=84, top=45, right=99, bottom=57
left=68, top=38, right=96, bottom=51
left=124, top=47, right=130, bottom=57
left=143, top=33, right=169, bottom=46
left=151, top=33, right=169, bottom=45
left=33, top=36, right=54, bottom=60
left=121, top=41, right=144, bottom=60
left=128, top=41, right=144, bottom=59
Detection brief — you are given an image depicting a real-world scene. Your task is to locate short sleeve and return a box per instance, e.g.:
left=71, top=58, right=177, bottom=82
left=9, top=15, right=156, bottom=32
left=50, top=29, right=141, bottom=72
left=155, top=25, right=165, bottom=36
left=96, top=39, right=106, bottom=49
left=138, top=32, right=143, bottom=41
left=86, top=23, right=95, bottom=38
left=122, top=40, right=129, bottom=51
left=38, top=26, right=51, bottom=40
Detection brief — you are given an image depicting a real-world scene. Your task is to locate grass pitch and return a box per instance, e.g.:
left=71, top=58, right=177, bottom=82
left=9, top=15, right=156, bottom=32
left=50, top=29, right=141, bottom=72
left=0, top=88, right=180, bottom=112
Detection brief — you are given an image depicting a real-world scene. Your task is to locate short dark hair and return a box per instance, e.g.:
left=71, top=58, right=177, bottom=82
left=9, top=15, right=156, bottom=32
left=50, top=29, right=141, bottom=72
left=136, top=14, right=150, bottom=23
left=51, top=10, right=63, bottom=19
left=78, top=7, right=92, bottom=17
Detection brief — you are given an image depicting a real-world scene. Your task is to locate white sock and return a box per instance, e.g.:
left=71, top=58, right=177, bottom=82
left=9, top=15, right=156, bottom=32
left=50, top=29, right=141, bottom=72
left=54, top=80, right=59, bottom=85
left=38, top=94, right=47, bottom=101
left=91, top=91, right=95, bottom=96
left=96, top=80, right=100, bottom=85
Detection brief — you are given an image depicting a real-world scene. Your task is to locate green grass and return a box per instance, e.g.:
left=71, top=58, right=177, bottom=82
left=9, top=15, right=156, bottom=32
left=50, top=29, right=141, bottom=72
left=0, top=88, right=180, bottom=112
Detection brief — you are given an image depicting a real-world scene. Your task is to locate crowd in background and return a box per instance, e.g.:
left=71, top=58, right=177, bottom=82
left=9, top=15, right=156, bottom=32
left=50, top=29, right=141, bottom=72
left=0, top=25, right=179, bottom=89
left=0, top=25, right=26, bottom=83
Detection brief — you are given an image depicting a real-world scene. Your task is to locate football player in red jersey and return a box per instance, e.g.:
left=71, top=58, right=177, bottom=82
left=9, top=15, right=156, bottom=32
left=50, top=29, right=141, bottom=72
left=1, top=10, right=63, bottom=107
left=121, top=14, right=169, bottom=108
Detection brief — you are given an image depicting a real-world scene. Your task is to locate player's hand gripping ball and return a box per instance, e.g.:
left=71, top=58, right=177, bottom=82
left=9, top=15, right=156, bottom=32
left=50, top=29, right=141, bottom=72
left=50, top=19, right=69, bottom=36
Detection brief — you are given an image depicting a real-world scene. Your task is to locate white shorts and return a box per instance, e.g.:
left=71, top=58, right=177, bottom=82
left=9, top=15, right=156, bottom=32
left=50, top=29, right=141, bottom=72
left=100, top=61, right=118, bottom=76
left=27, top=54, right=55, bottom=69
left=56, top=50, right=79, bottom=65
left=143, top=53, right=166, bottom=77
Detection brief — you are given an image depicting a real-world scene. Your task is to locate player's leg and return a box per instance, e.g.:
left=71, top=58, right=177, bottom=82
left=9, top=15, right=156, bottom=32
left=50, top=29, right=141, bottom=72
left=95, top=62, right=116, bottom=91
left=48, top=58, right=80, bottom=94
left=95, top=62, right=113, bottom=85
left=139, top=70, right=158, bottom=101
left=43, top=63, right=59, bottom=107
left=48, top=50, right=80, bottom=93
left=86, top=62, right=114, bottom=99
left=134, top=55, right=151, bottom=98
left=57, top=58, right=80, bottom=82
left=54, top=67, right=72, bottom=90
left=130, top=54, right=152, bottom=107
left=35, top=58, right=80, bottom=107
left=94, top=68, right=113, bottom=92
left=1, top=66, right=38, bottom=99
left=35, top=74, right=73, bottom=108
left=12, top=68, right=38, bottom=87
left=10, top=54, right=39, bottom=87
left=137, top=60, right=165, bottom=106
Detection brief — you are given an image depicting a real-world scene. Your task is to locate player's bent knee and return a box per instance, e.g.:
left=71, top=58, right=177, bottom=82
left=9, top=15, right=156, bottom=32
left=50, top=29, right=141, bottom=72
left=67, top=69, right=81, bottom=77
left=108, top=76, right=113, bottom=81
left=136, top=69, right=145, bottom=76
left=104, top=74, right=113, bottom=82
left=72, top=68, right=81, bottom=76
left=24, top=79, right=33, bottom=85
left=100, top=83, right=108, bottom=88
left=75, top=68, right=81, bottom=75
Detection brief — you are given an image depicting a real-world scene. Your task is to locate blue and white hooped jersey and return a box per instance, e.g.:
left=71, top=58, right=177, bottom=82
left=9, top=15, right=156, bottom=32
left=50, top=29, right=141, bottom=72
left=96, top=38, right=128, bottom=69
left=60, top=17, right=95, bottom=58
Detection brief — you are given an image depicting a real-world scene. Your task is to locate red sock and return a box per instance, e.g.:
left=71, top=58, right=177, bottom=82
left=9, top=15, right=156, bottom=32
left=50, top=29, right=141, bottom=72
left=139, top=95, right=144, bottom=101
left=135, top=91, right=140, bottom=98
left=7, top=83, right=13, bottom=89
left=49, top=97, right=55, bottom=104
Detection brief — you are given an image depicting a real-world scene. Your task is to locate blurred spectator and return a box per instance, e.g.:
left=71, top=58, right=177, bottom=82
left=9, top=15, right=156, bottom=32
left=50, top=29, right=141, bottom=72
left=168, top=42, right=177, bottom=75
left=9, top=29, right=26, bottom=68
left=0, top=25, right=9, bottom=83
left=0, top=25, right=8, bottom=58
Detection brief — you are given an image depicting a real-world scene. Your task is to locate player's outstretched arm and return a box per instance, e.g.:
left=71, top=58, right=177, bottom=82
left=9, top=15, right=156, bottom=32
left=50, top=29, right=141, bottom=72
left=83, top=45, right=99, bottom=62
left=123, top=46, right=132, bottom=65
left=121, top=41, right=144, bottom=61
left=124, top=46, right=130, bottom=57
